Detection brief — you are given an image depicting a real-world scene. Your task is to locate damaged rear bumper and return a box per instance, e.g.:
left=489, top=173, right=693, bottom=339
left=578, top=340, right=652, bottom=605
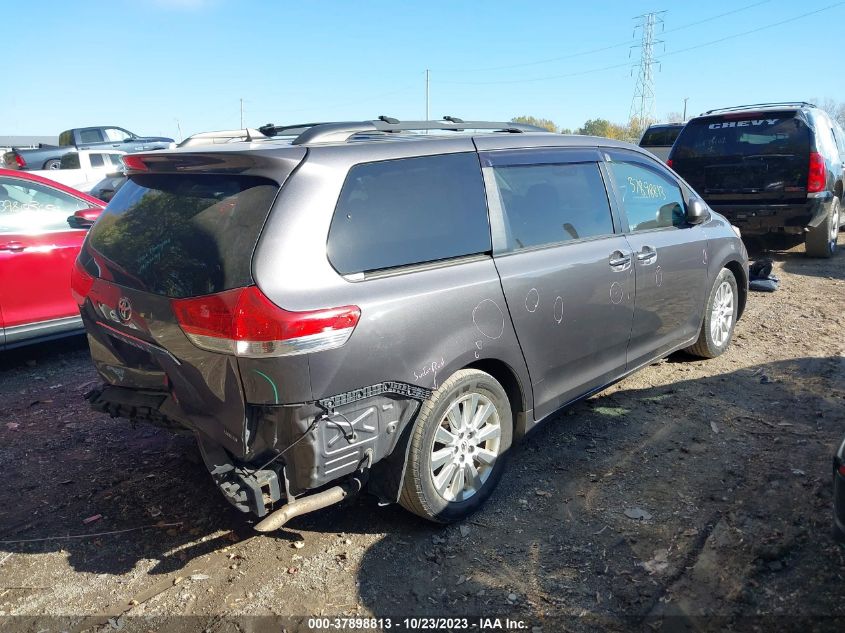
left=87, top=382, right=425, bottom=518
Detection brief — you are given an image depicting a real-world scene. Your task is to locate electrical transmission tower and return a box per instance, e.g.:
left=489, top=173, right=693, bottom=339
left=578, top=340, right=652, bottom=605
left=630, top=11, right=666, bottom=125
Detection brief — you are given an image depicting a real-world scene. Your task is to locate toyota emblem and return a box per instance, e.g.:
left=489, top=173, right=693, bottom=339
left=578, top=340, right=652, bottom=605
left=117, top=297, right=133, bottom=323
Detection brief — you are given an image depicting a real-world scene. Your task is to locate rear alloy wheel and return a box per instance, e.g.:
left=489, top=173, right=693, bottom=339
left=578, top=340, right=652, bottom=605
left=805, top=197, right=839, bottom=258
left=43, top=159, right=61, bottom=170
left=685, top=268, right=739, bottom=359
left=399, top=369, right=512, bottom=523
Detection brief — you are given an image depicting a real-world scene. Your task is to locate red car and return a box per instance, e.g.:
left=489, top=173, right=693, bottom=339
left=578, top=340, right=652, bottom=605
left=0, top=168, right=105, bottom=349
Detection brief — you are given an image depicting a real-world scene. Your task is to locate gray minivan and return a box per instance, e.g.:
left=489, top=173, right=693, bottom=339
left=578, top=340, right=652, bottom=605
left=71, top=119, right=748, bottom=529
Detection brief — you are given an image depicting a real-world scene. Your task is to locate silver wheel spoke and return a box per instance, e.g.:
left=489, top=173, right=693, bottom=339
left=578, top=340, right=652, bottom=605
left=475, top=447, right=498, bottom=466
left=431, top=447, right=453, bottom=471
left=470, top=402, right=493, bottom=430
left=448, top=464, right=465, bottom=498
left=464, top=461, right=482, bottom=491
left=434, top=462, right=458, bottom=494
left=446, top=404, right=462, bottom=433
left=435, top=426, right=458, bottom=447
left=474, top=422, right=501, bottom=444
left=462, top=393, right=479, bottom=428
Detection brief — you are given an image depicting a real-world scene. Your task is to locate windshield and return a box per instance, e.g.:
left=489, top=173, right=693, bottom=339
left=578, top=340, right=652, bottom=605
left=640, top=126, right=683, bottom=147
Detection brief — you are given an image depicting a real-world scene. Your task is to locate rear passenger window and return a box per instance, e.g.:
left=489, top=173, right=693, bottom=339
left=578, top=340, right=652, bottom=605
left=328, top=153, right=490, bottom=274
left=78, top=129, right=104, bottom=144
left=607, top=161, right=686, bottom=232
left=90, top=154, right=105, bottom=168
left=492, top=162, right=614, bottom=250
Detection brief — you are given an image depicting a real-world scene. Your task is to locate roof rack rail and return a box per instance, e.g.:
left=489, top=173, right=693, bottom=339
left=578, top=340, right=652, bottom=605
left=290, top=117, right=548, bottom=145
left=702, top=101, right=816, bottom=115
left=258, top=122, right=328, bottom=137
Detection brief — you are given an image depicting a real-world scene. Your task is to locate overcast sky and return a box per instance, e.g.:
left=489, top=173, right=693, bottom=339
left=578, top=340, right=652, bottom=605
left=3, top=0, right=842, bottom=139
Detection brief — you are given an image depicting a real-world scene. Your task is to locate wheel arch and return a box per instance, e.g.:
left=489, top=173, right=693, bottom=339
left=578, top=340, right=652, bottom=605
left=463, top=357, right=530, bottom=437
left=723, top=259, right=748, bottom=319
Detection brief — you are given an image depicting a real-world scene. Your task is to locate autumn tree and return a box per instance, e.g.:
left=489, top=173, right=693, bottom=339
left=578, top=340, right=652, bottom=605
left=511, top=115, right=560, bottom=133
left=808, top=97, right=845, bottom=127
left=577, top=118, right=627, bottom=140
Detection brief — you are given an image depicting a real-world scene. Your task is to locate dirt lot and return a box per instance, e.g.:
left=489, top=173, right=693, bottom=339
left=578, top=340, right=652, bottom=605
left=1, top=239, right=844, bottom=633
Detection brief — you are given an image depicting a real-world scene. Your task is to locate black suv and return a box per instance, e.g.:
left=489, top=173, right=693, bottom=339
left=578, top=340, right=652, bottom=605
left=669, top=102, right=844, bottom=257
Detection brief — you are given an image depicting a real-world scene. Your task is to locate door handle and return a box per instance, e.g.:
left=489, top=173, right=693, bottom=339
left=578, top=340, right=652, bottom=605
left=0, top=242, right=25, bottom=253
left=609, top=251, right=632, bottom=269
left=636, top=246, right=657, bottom=264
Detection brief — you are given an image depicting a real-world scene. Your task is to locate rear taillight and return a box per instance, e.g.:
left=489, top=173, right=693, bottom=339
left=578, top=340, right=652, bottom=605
left=121, top=155, right=148, bottom=171
left=808, top=152, right=825, bottom=193
left=666, top=158, right=673, bottom=169
left=14, top=154, right=25, bottom=169
left=171, top=286, right=360, bottom=358
left=70, top=259, right=94, bottom=304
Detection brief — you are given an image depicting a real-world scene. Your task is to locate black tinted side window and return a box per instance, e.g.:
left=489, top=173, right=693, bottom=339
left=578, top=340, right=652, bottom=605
left=328, top=153, right=490, bottom=274
left=492, top=162, right=614, bottom=250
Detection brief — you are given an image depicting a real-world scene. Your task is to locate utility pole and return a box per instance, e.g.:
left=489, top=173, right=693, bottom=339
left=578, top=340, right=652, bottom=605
left=240, top=98, right=244, bottom=129
left=425, top=69, right=430, bottom=121
left=683, top=97, right=689, bottom=121
left=630, top=11, right=666, bottom=126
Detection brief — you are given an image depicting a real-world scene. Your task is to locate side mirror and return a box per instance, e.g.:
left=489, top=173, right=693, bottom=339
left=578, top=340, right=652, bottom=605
left=67, top=207, right=102, bottom=230
left=686, top=198, right=710, bottom=225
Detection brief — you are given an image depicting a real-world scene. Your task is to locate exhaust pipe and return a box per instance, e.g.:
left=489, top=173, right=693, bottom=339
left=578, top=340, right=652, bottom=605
left=253, top=478, right=362, bottom=532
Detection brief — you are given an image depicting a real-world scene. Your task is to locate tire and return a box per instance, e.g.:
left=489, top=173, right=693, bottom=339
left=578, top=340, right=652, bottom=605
left=685, top=268, right=739, bottom=359
left=399, top=369, right=513, bottom=523
left=43, top=159, right=61, bottom=170
left=805, top=196, right=839, bottom=258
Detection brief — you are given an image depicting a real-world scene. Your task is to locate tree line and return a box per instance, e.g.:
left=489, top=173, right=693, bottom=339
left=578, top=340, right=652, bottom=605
left=511, top=115, right=654, bottom=143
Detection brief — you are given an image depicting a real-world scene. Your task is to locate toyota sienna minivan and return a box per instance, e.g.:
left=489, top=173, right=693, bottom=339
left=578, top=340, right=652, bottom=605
left=71, top=118, right=748, bottom=529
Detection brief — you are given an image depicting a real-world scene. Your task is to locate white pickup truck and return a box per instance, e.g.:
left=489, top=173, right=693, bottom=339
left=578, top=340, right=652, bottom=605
left=29, top=149, right=125, bottom=193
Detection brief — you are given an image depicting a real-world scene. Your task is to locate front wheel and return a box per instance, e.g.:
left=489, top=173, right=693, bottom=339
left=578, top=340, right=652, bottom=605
left=685, top=268, right=739, bottom=359
left=805, top=197, right=839, bottom=258
left=399, top=369, right=513, bottom=523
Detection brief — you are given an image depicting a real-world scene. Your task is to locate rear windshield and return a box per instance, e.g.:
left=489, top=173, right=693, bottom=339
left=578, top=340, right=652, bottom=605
left=640, top=126, right=683, bottom=147
left=87, top=174, right=279, bottom=298
left=672, top=114, right=810, bottom=159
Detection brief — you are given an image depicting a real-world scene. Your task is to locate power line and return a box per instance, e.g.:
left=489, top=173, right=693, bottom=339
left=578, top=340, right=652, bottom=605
left=431, top=0, right=770, bottom=74
left=430, top=3, right=843, bottom=87
left=658, top=2, right=843, bottom=59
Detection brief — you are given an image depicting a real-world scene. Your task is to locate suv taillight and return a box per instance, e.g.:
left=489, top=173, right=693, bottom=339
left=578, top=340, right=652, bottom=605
left=70, top=259, right=94, bottom=305
left=171, top=286, right=360, bottom=358
left=808, top=152, right=825, bottom=193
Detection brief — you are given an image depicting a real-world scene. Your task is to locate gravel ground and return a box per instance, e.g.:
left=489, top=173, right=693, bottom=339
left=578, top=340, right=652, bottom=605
left=0, top=238, right=844, bottom=633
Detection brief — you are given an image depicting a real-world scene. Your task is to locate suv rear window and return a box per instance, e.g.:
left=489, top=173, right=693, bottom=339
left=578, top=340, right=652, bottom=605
left=327, top=153, right=490, bottom=274
left=640, top=126, right=683, bottom=147
left=87, top=174, right=279, bottom=298
left=672, top=114, right=810, bottom=159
